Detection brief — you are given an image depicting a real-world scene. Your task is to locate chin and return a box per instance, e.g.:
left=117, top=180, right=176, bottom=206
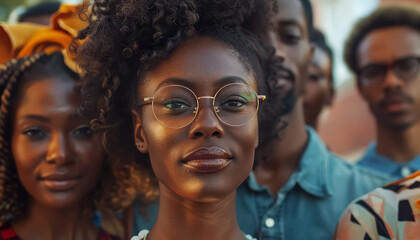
left=381, top=118, right=415, bottom=131
left=40, top=193, right=85, bottom=209
left=175, top=177, right=242, bottom=203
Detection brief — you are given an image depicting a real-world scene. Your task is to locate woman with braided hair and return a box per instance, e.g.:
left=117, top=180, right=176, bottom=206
left=74, top=0, right=274, bottom=239
left=0, top=51, right=141, bottom=240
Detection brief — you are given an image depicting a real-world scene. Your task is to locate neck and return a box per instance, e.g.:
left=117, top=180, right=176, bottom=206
left=149, top=184, right=245, bottom=240
left=254, top=98, right=309, bottom=194
left=12, top=199, right=97, bottom=240
left=376, top=121, right=420, bottom=163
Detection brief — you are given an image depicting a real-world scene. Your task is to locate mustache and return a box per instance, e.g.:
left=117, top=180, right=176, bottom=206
left=378, top=91, right=414, bottom=108
left=271, top=58, right=296, bottom=84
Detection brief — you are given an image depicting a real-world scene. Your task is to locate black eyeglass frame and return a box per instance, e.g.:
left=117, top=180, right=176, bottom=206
left=357, top=56, right=420, bottom=87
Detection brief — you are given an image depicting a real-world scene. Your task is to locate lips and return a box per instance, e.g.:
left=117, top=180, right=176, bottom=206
left=182, top=147, right=233, bottom=173
left=379, top=94, right=413, bottom=114
left=40, top=173, right=82, bottom=191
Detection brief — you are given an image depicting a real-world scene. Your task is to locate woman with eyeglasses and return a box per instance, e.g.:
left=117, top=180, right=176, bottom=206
left=74, top=0, right=272, bottom=239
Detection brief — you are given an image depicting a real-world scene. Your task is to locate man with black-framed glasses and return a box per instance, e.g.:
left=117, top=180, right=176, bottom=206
left=335, top=5, right=420, bottom=239
left=345, top=3, right=420, bottom=180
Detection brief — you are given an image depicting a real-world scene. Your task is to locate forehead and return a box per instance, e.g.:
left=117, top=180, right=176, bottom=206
left=272, top=0, right=307, bottom=31
left=16, top=77, right=79, bottom=114
left=312, top=48, right=331, bottom=69
left=142, top=38, right=256, bottom=94
left=357, top=26, right=420, bottom=67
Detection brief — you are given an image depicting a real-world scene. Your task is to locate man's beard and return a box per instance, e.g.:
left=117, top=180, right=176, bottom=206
left=282, top=87, right=298, bottom=114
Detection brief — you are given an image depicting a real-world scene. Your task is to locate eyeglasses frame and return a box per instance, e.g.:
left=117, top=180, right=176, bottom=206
left=358, top=56, right=420, bottom=87
left=138, top=82, right=266, bottom=129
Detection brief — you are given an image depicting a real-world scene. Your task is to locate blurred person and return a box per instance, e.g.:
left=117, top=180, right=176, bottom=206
left=344, top=4, right=420, bottom=179
left=232, top=0, right=393, bottom=239
left=0, top=51, right=126, bottom=240
left=17, top=2, right=61, bottom=25
left=334, top=4, right=420, bottom=240
left=0, top=5, right=141, bottom=238
left=304, top=29, right=335, bottom=130
left=334, top=170, right=420, bottom=239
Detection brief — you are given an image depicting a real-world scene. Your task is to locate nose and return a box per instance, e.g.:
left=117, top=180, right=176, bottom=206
left=188, top=100, right=224, bottom=139
left=46, top=132, right=73, bottom=165
left=383, top=69, right=404, bottom=91
left=269, top=33, right=286, bottom=62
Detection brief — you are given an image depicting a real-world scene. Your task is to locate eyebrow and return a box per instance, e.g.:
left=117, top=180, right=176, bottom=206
left=19, top=115, right=50, bottom=123
left=277, top=19, right=302, bottom=28
left=276, top=19, right=305, bottom=33
left=155, top=76, right=249, bottom=90
left=18, top=113, right=83, bottom=123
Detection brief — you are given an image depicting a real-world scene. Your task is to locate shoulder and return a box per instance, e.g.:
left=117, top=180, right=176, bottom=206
left=335, top=171, right=420, bottom=239
left=98, top=228, right=122, bottom=240
left=329, top=154, right=391, bottom=184
left=0, top=222, right=19, bottom=240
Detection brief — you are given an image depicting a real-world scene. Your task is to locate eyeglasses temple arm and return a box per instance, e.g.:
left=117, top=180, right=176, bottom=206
left=258, top=95, right=266, bottom=101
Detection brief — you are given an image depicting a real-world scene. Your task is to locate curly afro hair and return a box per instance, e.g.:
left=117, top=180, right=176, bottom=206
left=0, top=51, right=143, bottom=224
left=344, top=4, right=420, bottom=75
left=73, top=0, right=275, bottom=201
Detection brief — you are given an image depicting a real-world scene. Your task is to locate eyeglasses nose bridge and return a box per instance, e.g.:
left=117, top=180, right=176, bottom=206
left=194, top=96, right=216, bottom=114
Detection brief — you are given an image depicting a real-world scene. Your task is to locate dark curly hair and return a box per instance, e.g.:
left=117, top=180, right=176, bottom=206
left=73, top=0, right=275, bottom=201
left=344, top=4, right=420, bottom=75
left=0, top=51, right=142, bottom=224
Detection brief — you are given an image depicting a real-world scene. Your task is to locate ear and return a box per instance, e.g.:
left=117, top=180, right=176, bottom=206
left=326, top=85, right=335, bottom=106
left=131, top=110, right=149, bottom=153
left=356, top=78, right=367, bottom=101
left=254, top=136, right=259, bottom=149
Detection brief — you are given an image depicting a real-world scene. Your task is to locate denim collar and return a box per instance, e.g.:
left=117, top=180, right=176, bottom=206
left=359, top=142, right=420, bottom=176
left=246, top=126, right=332, bottom=198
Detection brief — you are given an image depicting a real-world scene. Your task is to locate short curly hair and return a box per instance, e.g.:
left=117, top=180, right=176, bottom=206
left=73, top=0, right=274, bottom=201
left=344, top=4, right=420, bottom=75
left=0, top=51, right=142, bottom=224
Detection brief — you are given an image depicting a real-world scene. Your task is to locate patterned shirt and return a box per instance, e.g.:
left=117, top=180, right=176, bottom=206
left=334, top=171, right=420, bottom=240
left=358, top=143, right=420, bottom=179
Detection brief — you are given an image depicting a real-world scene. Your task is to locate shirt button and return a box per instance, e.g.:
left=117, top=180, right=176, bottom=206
left=265, top=218, right=275, bottom=228
left=401, top=167, right=411, bottom=177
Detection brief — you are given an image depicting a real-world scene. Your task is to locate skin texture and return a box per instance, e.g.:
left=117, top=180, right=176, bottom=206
left=252, top=0, right=314, bottom=195
left=132, top=37, right=259, bottom=240
left=304, top=47, right=333, bottom=129
left=357, top=26, right=420, bottom=162
left=11, top=75, right=104, bottom=240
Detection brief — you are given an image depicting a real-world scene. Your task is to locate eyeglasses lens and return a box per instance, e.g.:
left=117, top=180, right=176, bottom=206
left=151, top=84, right=259, bottom=128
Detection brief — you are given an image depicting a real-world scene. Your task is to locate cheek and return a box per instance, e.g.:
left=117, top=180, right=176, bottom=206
left=12, top=135, right=45, bottom=182
left=72, top=137, right=105, bottom=180
left=233, top=119, right=258, bottom=163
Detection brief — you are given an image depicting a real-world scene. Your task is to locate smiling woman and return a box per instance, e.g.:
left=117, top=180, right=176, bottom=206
left=73, top=0, right=272, bottom=239
left=0, top=51, right=139, bottom=240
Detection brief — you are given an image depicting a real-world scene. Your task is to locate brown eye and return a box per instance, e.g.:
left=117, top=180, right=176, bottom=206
left=71, top=126, right=93, bottom=139
left=278, top=26, right=302, bottom=45
left=22, top=128, right=47, bottom=140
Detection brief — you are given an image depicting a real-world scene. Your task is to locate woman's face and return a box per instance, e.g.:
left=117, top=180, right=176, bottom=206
left=133, top=38, right=259, bottom=202
left=11, top=75, right=105, bottom=208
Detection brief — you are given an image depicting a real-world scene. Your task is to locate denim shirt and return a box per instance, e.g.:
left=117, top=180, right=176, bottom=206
left=357, top=142, right=420, bottom=179
left=236, top=127, right=393, bottom=240
left=131, top=127, right=392, bottom=239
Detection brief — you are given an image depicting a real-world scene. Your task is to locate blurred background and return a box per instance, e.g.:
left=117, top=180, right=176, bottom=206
left=0, top=0, right=419, bottom=161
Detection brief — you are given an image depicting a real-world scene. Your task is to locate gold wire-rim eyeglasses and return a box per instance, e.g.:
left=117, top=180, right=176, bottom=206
left=138, top=82, right=266, bottom=129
